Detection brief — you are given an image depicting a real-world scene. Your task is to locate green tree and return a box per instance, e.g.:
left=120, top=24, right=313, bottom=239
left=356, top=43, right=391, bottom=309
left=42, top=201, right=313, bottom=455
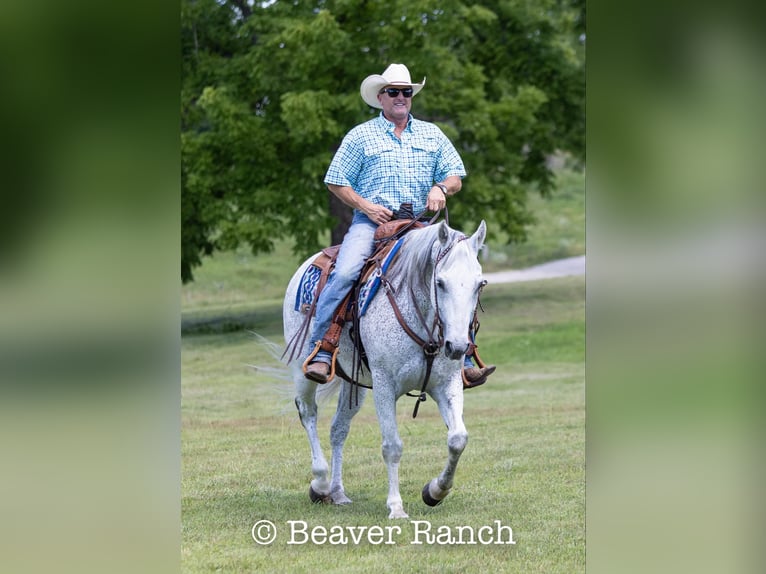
left=181, top=0, right=584, bottom=282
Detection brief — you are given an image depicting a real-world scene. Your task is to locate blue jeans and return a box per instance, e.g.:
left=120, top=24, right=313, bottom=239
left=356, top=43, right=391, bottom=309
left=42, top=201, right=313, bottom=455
left=309, top=212, right=377, bottom=361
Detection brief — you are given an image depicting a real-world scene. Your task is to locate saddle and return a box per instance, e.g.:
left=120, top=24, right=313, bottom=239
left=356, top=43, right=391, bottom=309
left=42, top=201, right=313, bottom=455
left=285, top=209, right=488, bottom=393
left=309, top=219, right=424, bottom=361
left=281, top=214, right=426, bottom=381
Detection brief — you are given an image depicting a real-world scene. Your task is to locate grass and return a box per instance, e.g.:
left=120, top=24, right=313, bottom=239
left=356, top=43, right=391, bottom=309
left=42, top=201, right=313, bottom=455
left=181, top=241, right=294, bottom=335
left=182, top=271, right=585, bottom=572
left=181, top=173, right=585, bottom=571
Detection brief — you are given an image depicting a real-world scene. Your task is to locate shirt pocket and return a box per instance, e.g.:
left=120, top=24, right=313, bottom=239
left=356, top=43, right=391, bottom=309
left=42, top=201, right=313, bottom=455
left=410, top=138, right=440, bottom=177
left=363, top=141, right=395, bottom=161
left=360, top=141, right=398, bottom=192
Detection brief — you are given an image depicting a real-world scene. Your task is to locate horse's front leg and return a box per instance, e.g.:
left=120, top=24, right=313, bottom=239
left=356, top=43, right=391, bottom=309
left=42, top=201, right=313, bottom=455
left=328, top=382, right=367, bottom=505
left=372, top=383, right=408, bottom=519
left=422, top=377, right=468, bottom=507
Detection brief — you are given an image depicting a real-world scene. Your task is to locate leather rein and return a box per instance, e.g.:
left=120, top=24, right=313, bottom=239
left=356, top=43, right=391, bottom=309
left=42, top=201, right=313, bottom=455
left=376, top=227, right=469, bottom=418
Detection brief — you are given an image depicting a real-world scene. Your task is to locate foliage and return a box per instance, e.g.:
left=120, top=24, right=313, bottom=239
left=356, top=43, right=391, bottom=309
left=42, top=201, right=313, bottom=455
left=181, top=0, right=585, bottom=282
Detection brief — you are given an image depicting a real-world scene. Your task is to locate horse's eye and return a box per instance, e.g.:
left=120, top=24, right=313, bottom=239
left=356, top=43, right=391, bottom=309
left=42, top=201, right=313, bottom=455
left=480, top=279, right=488, bottom=288
left=436, top=279, right=445, bottom=290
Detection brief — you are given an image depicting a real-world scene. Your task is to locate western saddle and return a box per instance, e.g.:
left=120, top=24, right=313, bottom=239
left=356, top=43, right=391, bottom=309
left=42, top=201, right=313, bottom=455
left=283, top=211, right=488, bottom=391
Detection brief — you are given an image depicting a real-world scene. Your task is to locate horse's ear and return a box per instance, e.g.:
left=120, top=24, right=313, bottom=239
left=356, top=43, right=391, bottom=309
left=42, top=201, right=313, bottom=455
left=438, top=221, right=450, bottom=245
left=470, top=220, right=487, bottom=253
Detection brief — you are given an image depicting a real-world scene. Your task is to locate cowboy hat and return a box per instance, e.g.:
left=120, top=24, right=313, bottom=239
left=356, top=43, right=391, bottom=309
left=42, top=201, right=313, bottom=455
left=360, top=63, right=426, bottom=109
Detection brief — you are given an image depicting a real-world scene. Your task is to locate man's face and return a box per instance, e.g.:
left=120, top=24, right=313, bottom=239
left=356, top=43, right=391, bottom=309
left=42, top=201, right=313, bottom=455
left=377, top=85, right=413, bottom=122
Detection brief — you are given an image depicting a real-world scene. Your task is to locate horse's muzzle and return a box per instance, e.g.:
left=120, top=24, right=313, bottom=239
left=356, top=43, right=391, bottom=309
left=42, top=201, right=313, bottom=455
left=444, top=340, right=469, bottom=360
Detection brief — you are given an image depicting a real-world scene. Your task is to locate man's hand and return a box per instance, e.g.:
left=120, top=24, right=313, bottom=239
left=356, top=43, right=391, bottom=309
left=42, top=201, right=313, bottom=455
left=426, top=185, right=447, bottom=212
left=364, top=202, right=394, bottom=225
left=327, top=184, right=393, bottom=225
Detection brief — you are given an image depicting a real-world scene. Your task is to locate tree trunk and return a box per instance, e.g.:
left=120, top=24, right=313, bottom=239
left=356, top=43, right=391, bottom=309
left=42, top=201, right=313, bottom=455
left=329, top=192, right=352, bottom=245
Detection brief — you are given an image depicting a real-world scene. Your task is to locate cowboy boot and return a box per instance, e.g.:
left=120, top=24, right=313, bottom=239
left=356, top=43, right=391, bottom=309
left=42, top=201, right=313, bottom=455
left=463, top=364, right=496, bottom=389
left=305, top=361, right=331, bottom=384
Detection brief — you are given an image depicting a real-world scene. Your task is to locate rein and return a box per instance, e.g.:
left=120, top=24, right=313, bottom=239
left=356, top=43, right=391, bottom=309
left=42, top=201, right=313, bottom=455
left=378, top=226, right=468, bottom=418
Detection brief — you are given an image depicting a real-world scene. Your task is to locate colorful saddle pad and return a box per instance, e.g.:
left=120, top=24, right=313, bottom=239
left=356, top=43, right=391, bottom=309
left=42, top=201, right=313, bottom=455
left=358, top=238, right=404, bottom=316
left=294, top=238, right=404, bottom=316
left=294, top=265, right=322, bottom=312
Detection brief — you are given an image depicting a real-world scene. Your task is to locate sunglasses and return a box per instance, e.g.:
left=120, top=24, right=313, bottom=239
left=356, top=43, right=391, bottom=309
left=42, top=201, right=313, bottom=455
left=380, top=87, right=414, bottom=98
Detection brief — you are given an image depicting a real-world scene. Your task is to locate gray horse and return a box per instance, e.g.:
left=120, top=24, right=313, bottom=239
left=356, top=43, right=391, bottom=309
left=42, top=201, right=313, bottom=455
left=283, top=220, right=487, bottom=519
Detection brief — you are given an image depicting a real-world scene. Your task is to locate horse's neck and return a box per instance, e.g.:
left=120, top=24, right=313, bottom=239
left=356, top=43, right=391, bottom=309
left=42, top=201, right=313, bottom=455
left=391, top=234, right=438, bottom=316
left=394, top=271, right=434, bottom=319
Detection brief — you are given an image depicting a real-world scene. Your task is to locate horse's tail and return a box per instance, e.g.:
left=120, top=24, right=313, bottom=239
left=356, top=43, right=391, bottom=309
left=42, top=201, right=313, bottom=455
left=316, top=378, right=342, bottom=405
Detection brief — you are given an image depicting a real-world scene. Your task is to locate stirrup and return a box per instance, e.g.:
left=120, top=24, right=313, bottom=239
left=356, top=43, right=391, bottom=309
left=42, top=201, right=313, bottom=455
left=302, top=340, right=338, bottom=383
left=462, top=366, right=491, bottom=389
left=462, top=346, right=490, bottom=389
left=468, top=346, right=487, bottom=369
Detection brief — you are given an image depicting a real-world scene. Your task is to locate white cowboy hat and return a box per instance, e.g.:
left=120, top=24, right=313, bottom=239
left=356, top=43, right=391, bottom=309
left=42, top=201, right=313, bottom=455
left=360, top=63, right=426, bottom=109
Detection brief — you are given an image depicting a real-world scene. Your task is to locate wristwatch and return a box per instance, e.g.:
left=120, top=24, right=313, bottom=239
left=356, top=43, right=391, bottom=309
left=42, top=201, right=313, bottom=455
left=434, top=183, right=448, bottom=196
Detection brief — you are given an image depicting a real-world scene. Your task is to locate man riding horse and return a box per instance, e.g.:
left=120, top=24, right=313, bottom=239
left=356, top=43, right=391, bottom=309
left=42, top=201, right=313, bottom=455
left=304, top=63, right=496, bottom=388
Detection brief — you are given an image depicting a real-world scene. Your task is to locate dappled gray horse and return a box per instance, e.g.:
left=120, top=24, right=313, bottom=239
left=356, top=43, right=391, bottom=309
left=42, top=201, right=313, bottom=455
left=283, top=221, right=487, bottom=518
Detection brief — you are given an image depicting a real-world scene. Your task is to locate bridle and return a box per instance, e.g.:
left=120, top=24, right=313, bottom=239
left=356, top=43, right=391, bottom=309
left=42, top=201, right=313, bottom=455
left=378, top=232, right=469, bottom=418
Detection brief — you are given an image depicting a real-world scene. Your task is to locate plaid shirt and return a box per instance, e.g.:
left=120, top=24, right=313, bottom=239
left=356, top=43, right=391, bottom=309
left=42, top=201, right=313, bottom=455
left=324, top=113, right=467, bottom=214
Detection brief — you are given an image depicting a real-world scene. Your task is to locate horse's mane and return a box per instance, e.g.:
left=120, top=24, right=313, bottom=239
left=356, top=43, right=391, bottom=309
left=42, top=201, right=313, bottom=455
left=387, top=224, right=464, bottom=293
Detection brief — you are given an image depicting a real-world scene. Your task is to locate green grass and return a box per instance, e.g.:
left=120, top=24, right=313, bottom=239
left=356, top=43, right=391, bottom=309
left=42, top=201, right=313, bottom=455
left=181, top=240, right=295, bottom=335
left=182, top=271, right=585, bottom=572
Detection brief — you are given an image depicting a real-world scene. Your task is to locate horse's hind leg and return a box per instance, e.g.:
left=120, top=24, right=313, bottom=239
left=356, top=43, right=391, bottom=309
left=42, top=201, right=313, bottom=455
left=328, top=382, right=367, bottom=504
left=423, top=381, right=468, bottom=507
left=294, top=377, right=331, bottom=503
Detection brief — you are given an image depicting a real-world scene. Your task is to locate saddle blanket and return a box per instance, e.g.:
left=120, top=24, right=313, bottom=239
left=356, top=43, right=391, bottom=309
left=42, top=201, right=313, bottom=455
left=294, top=238, right=404, bottom=317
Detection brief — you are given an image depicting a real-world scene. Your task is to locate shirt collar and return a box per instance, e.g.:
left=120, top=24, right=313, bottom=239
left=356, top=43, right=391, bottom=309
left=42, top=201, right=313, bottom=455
left=377, top=112, right=414, bottom=132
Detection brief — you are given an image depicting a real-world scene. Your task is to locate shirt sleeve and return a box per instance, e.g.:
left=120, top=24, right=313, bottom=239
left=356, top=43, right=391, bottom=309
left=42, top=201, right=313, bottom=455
left=324, top=131, right=364, bottom=188
left=433, top=128, right=467, bottom=182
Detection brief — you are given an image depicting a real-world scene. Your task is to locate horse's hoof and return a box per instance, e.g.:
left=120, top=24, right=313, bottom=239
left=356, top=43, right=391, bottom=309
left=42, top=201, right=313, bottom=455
left=388, top=508, right=409, bottom=519
left=422, top=482, right=444, bottom=507
left=309, top=485, right=332, bottom=504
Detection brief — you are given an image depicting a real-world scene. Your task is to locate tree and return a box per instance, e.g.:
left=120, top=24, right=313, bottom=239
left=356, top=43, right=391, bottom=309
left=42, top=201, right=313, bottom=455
left=181, top=0, right=584, bottom=282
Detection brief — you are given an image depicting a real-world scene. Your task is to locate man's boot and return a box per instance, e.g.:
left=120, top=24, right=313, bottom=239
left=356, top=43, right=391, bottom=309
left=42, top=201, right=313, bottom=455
left=463, top=364, right=496, bottom=389
left=305, top=360, right=331, bottom=384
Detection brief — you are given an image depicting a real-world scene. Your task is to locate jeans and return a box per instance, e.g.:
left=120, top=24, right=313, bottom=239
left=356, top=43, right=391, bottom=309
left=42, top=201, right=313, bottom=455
left=309, top=212, right=377, bottom=362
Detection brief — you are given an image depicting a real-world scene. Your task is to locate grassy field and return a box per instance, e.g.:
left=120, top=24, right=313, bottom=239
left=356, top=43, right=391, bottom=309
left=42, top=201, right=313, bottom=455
left=182, top=273, right=584, bottom=572
left=182, top=171, right=584, bottom=572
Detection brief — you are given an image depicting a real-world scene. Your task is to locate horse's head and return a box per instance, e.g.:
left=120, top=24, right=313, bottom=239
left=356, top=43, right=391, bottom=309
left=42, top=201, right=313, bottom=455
left=433, top=221, right=488, bottom=360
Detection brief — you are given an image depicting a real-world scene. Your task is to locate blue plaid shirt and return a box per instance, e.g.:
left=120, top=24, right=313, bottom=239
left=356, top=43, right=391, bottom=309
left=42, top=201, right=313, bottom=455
left=324, top=113, right=467, bottom=214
